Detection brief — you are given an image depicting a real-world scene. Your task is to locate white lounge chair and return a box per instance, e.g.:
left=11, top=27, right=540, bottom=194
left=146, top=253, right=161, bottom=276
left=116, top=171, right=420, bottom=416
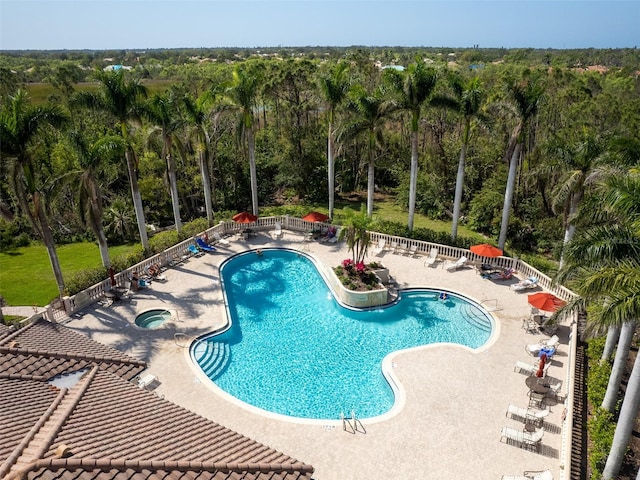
left=501, top=470, right=553, bottom=480
left=271, top=221, right=283, bottom=240
left=424, top=247, right=439, bottom=267
left=446, top=256, right=467, bottom=272
left=525, top=335, right=560, bottom=356
left=511, top=276, right=539, bottom=291
left=506, top=404, right=550, bottom=427
left=405, top=244, right=418, bottom=257
left=514, top=360, right=551, bottom=377
left=372, top=238, right=386, bottom=256
left=500, top=426, right=544, bottom=451
left=213, top=231, right=230, bottom=246
left=395, top=242, right=408, bottom=255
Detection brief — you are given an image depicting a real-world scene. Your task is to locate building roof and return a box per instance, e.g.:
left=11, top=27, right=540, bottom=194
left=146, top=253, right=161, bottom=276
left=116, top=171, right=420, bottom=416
left=0, top=319, right=314, bottom=480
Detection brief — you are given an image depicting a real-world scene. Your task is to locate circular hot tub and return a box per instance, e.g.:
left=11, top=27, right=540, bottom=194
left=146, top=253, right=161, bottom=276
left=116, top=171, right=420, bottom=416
left=135, top=309, right=172, bottom=329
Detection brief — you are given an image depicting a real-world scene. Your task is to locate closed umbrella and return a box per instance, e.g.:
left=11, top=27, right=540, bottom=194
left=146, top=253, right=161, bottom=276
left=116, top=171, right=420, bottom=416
left=470, top=243, right=503, bottom=258
left=233, top=211, right=258, bottom=223
left=302, top=211, right=330, bottom=223
left=108, top=267, right=116, bottom=287
left=536, top=353, right=547, bottom=378
left=528, top=292, right=567, bottom=312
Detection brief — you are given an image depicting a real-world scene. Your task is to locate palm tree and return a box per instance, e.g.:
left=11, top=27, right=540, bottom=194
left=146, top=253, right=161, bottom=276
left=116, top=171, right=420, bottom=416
left=68, top=130, right=125, bottom=268
left=497, top=74, right=545, bottom=250
left=74, top=70, right=150, bottom=249
left=384, top=58, right=438, bottom=231
left=144, top=91, right=183, bottom=233
left=182, top=91, right=216, bottom=225
left=446, top=75, right=486, bottom=239
left=556, top=173, right=640, bottom=480
left=342, top=84, right=395, bottom=217
left=550, top=133, right=610, bottom=268
left=318, top=61, right=350, bottom=220
left=338, top=206, right=374, bottom=264
left=226, top=66, right=261, bottom=215
left=0, top=90, right=68, bottom=296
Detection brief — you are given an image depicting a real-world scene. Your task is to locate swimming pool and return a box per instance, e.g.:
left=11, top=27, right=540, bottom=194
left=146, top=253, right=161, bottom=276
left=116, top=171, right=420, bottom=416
left=191, top=249, right=493, bottom=421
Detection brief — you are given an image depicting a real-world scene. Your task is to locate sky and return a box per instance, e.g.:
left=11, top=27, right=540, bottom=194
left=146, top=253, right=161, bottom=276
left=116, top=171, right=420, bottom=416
left=1, top=0, right=639, bottom=51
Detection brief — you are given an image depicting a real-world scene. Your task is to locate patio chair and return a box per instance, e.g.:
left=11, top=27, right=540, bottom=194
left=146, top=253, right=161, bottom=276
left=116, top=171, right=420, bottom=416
left=213, top=231, right=230, bottom=246
left=514, top=360, right=550, bottom=377
left=500, top=426, right=544, bottom=452
left=196, top=238, right=217, bottom=253
left=424, top=247, right=439, bottom=267
left=188, top=244, right=205, bottom=257
left=525, top=335, right=559, bottom=356
left=395, top=242, right=408, bottom=255
left=490, top=267, right=515, bottom=280
left=501, top=470, right=553, bottom=480
left=271, top=221, right=284, bottom=240
left=510, top=276, right=539, bottom=291
left=506, top=404, right=550, bottom=427
left=446, top=256, right=467, bottom=272
left=522, top=317, right=540, bottom=334
left=528, top=391, right=546, bottom=409
left=405, top=244, right=418, bottom=257
left=372, top=238, right=386, bottom=256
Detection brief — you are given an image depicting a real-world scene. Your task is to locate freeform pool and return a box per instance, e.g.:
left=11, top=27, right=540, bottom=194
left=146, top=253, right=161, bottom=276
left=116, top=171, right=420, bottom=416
left=135, top=309, right=171, bottom=329
left=192, top=249, right=493, bottom=420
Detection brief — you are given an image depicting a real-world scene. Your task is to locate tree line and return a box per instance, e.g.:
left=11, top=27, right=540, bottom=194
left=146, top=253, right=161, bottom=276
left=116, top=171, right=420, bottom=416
left=0, top=49, right=639, bottom=479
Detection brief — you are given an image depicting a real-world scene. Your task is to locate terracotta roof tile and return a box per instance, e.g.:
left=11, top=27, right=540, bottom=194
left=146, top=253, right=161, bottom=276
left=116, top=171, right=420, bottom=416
left=0, top=319, right=146, bottom=382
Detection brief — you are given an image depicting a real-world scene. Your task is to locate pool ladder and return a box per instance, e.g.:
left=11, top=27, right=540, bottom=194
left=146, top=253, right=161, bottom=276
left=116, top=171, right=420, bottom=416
left=341, top=410, right=366, bottom=434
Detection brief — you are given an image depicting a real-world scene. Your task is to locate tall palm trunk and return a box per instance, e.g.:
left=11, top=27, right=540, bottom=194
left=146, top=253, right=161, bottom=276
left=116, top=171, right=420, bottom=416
left=601, top=325, right=621, bottom=363
left=125, top=148, right=149, bottom=250
left=328, top=122, right=335, bottom=219
left=407, top=129, right=419, bottom=231
left=35, top=193, right=65, bottom=296
left=602, top=344, right=640, bottom=479
left=198, top=149, right=213, bottom=225
left=602, top=321, right=636, bottom=412
left=366, top=133, right=375, bottom=217
left=248, top=127, right=259, bottom=215
left=452, top=120, right=470, bottom=239
left=165, top=150, right=182, bottom=232
left=498, top=142, right=521, bottom=250
left=559, top=190, right=583, bottom=269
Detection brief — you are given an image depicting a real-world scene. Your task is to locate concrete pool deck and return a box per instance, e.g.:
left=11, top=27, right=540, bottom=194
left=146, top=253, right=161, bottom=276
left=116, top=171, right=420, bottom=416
left=62, top=232, right=571, bottom=480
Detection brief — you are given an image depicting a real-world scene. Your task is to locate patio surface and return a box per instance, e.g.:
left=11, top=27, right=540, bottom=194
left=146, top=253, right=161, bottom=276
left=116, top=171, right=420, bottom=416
left=63, top=231, right=571, bottom=480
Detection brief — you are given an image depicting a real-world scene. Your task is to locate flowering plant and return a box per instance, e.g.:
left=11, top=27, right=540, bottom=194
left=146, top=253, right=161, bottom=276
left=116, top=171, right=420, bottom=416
left=355, top=261, right=366, bottom=273
left=342, top=258, right=354, bottom=269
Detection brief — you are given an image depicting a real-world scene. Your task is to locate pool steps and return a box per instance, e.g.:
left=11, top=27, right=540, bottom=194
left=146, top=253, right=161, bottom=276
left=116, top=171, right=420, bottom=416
left=194, top=341, right=230, bottom=379
left=462, top=305, right=492, bottom=333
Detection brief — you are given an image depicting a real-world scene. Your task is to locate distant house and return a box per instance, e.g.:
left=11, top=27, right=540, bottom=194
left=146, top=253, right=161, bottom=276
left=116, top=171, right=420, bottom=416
left=0, top=319, right=314, bottom=480
left=103, top=64, right=133, bottom=72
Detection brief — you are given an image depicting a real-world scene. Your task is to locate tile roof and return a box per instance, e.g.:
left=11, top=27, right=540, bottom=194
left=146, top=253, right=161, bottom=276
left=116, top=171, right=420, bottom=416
left=0, top=318, right=314, bottom=480
left=0, top=318, right=146, bottom=381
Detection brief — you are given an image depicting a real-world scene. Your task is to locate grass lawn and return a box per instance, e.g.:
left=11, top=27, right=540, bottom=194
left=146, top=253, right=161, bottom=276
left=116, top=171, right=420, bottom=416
left=0, top=200, right=487, bottom=308
left=0, top=242, right=134, bottom=307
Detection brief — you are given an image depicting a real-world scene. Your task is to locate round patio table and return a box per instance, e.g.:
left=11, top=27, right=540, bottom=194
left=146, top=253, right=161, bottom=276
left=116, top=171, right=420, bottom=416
left=525, top=376, right=550, bottom=394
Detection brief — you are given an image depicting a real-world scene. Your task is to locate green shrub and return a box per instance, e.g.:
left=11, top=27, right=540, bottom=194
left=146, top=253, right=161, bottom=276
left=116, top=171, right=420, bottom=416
left=179, top=218, right=209, bottom=241
left=587, top=408, right=616, bottom=480
left=149, top=229, right=180, bottom=254
left=64, top=265, right=108, bottom=296
left=374, top=219, right=476, bottom=249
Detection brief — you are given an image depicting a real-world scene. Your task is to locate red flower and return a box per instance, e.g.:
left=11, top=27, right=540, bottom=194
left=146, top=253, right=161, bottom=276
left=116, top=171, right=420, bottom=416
left=342, top=258, right=354, bottom=268
left=355, top=261, right=366, bottom=273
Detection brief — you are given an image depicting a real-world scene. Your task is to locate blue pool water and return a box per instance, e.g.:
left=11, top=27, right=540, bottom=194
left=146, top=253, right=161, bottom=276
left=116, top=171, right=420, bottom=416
left=192, top=249, right=493, bottom=420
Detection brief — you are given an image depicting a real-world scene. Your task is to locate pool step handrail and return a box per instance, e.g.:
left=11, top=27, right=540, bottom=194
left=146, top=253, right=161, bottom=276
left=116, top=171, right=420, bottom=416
left=341, top=411, right=355, bottom=434
left=480, top=298, right=501, bottom=311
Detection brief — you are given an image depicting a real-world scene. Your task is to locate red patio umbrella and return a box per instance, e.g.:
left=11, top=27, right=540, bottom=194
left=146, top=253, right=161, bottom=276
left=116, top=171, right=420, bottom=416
left=528, top=292, right=567, bottom=312
left=232, top=211, right=258, bottom=223
left=302, top=211, right=330, bottom=223
left=536, top=353, right=547, bottom=378
left=470, top=243, right=503, bottom=258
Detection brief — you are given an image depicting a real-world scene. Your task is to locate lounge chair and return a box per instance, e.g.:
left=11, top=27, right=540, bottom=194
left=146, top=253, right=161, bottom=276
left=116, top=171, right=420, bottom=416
left=511, top=276, right=539, bottom=291
left=506, top=404, right=550, bottom=427
left=145, top=264, right=167, bottom=282
left=188, top=244, right=205, bottom=257
left=500, top=426, right=544, bottom=451
left=404, top=244, right=418, bottom=257
left=424, top=247, right=439, bottom=267
left=525, top=335, right=560, bottom=356
left=213, top=231, right=230, bottom=246
left=271, top=221, right=283, bottom=240
left=372, top=238, right=386, bottom=256
left=501, top=470, right=553, bottom=480
left=389, top=240, right=398, bottom=253
left=514, top=360, right=551, bottom=377
left=196, top=238, right=217, bottom=253
left=446, top=256, right=467, bottom=272
left=490, top=267, right=515, bottom=280
left=395, top=242, right=408, bottom=255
